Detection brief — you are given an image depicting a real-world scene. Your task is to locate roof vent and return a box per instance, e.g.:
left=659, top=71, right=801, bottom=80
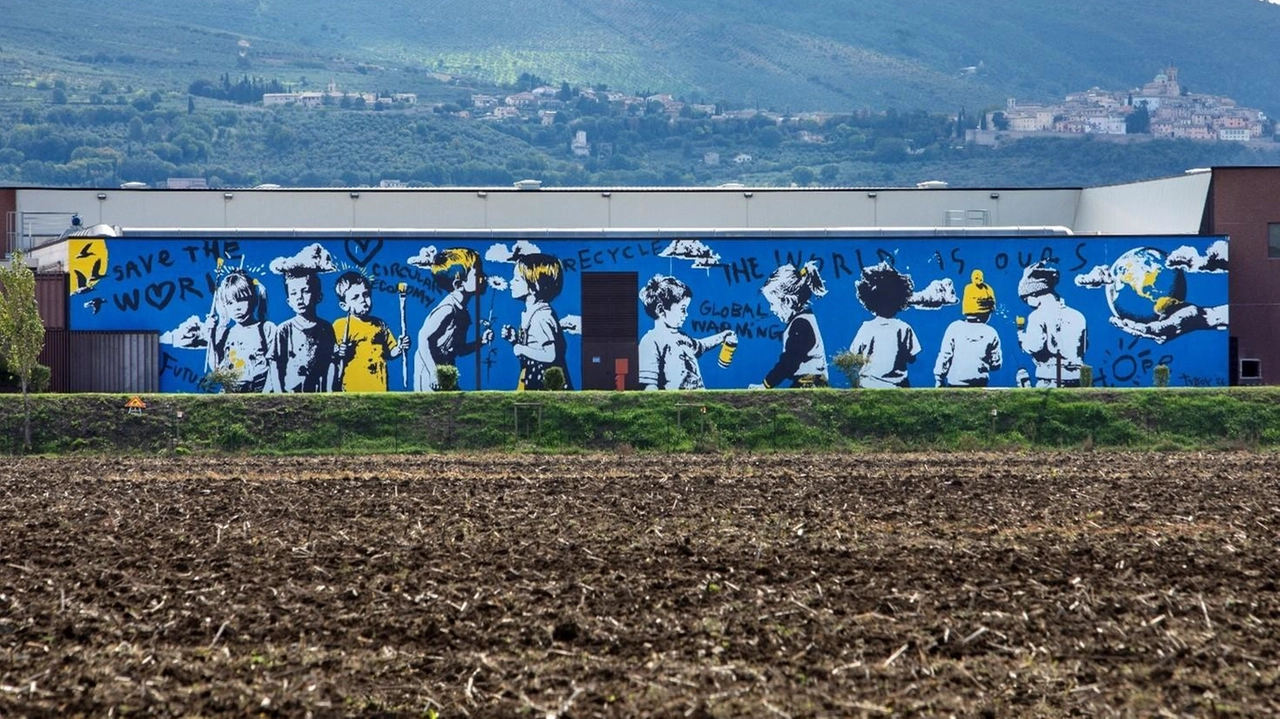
left=514, top=179, right=542, bottom=191
left=916, top=180, right=949, bottom=189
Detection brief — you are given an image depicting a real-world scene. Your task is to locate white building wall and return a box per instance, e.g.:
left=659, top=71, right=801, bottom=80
left=1086, top=116, right=1126, bottom=134
left=14, top=187, right=1082, bottom=235
left=10, top=179, right=1213, bottom=272
left=1073, top=172, right=1211, bottom=235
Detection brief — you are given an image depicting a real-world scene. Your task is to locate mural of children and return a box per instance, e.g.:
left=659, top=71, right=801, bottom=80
left=266, top=244, right=337, bottom=393
left=414, top=247, right=493, bottom=391
left=501, top=253, right=574, bottom=390
left=331, top=271, right=411, bottom=392
left=205, top=271, right=275, bottom=393
left=1017, top=260, right=1088, bottom=387
left=637, top=275, right=736, bottom=390
left=849, top=261, right=921, bottom=388
left=934, top=269, right=1003, bottom=387
left=755, top=261, right=828, bottom=388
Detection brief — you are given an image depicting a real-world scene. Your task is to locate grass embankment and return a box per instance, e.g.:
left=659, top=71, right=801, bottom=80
left=2, top=388, right=1279, bottom=455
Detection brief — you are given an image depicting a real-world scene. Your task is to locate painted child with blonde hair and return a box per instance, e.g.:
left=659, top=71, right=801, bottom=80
left=414, top=247, right=493, bottom=391
left=205, top=270, right=275, bottom=392
left=501, top=253, right=572, bottom=390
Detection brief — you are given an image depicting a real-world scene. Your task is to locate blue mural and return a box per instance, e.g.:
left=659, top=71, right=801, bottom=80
left=65, top=234, right=1230, bottom=392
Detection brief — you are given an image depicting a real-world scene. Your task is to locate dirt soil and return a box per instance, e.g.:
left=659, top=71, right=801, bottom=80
left=1, top=452, right=1278, bottom=718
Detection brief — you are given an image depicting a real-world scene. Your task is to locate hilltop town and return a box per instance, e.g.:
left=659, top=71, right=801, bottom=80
left=261, top=67, right=1272, bottom=161
left=975, top=67, right=1270, bottom=144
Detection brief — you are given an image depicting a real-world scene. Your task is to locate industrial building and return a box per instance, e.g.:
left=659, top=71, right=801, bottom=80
left=2, top=167, right=1276, bottom=392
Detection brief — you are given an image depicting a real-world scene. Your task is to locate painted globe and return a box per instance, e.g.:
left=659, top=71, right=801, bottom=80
left=1105, top=247, right=1187, bottom=324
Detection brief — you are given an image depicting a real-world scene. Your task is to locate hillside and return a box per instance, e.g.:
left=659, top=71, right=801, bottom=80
left=4, top=0, right=1280, bottom=190
left=4, top=0, right=1280, bottom=114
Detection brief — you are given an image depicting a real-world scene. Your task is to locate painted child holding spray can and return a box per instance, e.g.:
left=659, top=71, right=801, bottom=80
left=637, top=274, right=737, bottom=390
left=331, top=271, right=411, bottom=392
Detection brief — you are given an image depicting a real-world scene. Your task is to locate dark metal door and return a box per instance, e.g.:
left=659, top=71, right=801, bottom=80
left=580, top=272, right=638, bottom=390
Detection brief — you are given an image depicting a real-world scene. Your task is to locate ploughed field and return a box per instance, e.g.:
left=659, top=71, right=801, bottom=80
left=1, top=452, right=1278, bottom=718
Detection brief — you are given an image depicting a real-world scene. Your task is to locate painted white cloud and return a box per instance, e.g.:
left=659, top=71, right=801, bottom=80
left=1074, top=265, right=1114, bottom=288
left=407, top=246, right=437, bottom=269
left=659, top=239, right=722, bottom=268
left=559, top=315, right=582, bottom=335
left=269, top=243, right=337, bottom=274
left=908, top=278, right=957, bottom=309
left=1166, top=239, right=1228, bottom=273
left=160, top=315, right=206, bottom=348
left=485, top=240, right=542, bottom=264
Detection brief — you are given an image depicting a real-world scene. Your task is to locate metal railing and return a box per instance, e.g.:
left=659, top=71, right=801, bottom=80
left=6, top=211, right=78, bottom=254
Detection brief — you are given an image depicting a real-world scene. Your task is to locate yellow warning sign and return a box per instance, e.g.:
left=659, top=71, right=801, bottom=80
left=125, top=396, right=147, bottom=414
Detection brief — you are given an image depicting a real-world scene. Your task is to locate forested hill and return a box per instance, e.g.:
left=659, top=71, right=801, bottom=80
left=6, top=0, right=1280, bottom=113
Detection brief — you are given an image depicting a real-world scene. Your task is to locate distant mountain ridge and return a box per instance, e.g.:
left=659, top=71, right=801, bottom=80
left=6, top=0, right=1280, bottom=115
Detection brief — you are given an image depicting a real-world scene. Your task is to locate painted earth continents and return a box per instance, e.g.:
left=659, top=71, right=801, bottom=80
left=1105, top=247, right=1187, bottom=324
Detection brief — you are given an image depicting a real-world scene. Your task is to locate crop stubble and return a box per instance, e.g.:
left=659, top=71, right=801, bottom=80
left=1, top=452, right=1278, bottom=717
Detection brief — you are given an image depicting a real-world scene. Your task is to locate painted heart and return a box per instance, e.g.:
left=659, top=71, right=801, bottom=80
left=345, top=238, right=385, bottom=267
left=145, top=281, right=176, bottom=310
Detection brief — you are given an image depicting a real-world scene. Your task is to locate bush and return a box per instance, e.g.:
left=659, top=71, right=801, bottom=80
left=831, top=351, right=869, bottom=388
left=543, top=366, right=566, bottom=391
left=29, top=364, right=50, bottom=392
left=218, top=422, right=255, bottom=451
left=199, top=367, right=243, bottom=393
left=1080, top=365, right=1093, bottom=388
left=1153, top=364, right=1170, bottom=387
left=0, top=359, right=50, bottom=393
left=436, top=365, right=459, bottom=391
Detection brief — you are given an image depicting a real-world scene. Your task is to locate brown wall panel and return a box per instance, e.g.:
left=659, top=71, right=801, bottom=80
left=39, top=330, right=73, bottom=393
left=35, top=273, right=68, bottom=330
left=1, top=188, right=15, bottom=256
left=39, top=331, right=159, bottom=393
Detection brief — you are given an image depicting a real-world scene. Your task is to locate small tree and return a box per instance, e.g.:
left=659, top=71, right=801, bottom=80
left=1125, top=104, right=1151, bottom=134
left=831, top=350, right=869, bottom=389
left=1079, top=364, right=1094, bottom=388
left=0, top=251, right=47, bottom=449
